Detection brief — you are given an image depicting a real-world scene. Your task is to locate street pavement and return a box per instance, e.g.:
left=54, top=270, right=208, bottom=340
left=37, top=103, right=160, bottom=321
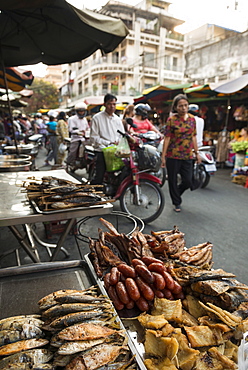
left=0, top=146, right=247, bottom=287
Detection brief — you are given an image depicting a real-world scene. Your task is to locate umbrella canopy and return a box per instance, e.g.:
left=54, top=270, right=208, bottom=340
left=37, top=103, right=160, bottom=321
left=134, top=83, right=192, bottom=104
left=0, top=0, right=129, bottom=67
left=0, top=67, right=34, bottom=92
left=214, top=74, right=248, bottom=94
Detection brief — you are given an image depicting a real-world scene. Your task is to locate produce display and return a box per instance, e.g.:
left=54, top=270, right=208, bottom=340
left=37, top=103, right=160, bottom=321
left=88, top=218, right=248, bottom=370
left=22, top=176, right=113, bottom=211
left=0, top=287, right=138, bottom=369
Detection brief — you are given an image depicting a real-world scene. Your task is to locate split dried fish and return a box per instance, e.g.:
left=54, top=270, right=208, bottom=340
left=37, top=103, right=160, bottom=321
left=42, top=302, right=109, bottom=319
left=0, top=325, right=43, bottom=346
left=58, top=322, right=117, bottom=341
left=0, top=316, right=43, bottom=331
left=0, top=349, right=53, bottom=369
left=0, top=338, right=49, bottom=356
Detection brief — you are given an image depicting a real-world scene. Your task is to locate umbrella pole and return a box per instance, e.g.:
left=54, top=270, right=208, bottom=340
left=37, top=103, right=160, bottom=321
left=0, top=56, right=19, bottom=156
left=224, top=98, right=231, bottom=129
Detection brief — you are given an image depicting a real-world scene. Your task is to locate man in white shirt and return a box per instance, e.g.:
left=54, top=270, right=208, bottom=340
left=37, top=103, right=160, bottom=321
left=66, top=102, right=89, bottom=168
left=188, top=104, right=204, bottom=148
left=90, top=93, right=124, bottom=184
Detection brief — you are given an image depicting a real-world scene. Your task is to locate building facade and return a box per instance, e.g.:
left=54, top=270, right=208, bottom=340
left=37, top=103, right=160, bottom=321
left=59, top=0, right=184, bottom=108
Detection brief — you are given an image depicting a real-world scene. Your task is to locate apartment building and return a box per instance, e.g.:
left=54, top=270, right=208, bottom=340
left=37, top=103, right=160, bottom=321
left=59, top=0, right=184, bottom=108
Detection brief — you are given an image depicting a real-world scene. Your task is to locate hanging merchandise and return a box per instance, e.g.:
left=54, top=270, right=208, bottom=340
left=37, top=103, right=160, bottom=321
left=233, top=105, right=248, bottom=121
left=216, top=129, right=230, bottom=163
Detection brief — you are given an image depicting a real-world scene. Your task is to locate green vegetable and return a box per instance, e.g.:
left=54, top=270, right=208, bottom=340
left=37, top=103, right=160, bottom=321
left=230, top=140, right=248, bottom=153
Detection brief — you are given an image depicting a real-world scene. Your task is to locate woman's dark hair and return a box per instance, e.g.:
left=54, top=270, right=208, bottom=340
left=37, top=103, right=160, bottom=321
left=171, top=94, right=189, bottom=113
left=104, top=93, right=117, bottom=103
left=57, top=111, right=66, bottom=120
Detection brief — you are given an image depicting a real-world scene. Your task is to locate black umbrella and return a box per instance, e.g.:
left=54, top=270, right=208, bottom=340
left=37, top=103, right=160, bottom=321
left=0, top=0, right=128, bottom=66
left=0, top=0, right=129, bottom=153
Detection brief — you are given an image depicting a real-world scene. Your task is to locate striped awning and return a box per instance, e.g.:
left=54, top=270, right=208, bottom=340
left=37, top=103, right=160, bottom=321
left=0, top=67, right=34, bottom=92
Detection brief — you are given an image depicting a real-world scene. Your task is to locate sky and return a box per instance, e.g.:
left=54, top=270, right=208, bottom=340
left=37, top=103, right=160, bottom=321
left=25, top=0, right=248, bottom=77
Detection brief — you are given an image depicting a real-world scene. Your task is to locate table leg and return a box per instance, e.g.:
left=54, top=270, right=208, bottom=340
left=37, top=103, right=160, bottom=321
left=50, top=218, right=75, bottom=262
left=8, top=225, right=40, bottom=263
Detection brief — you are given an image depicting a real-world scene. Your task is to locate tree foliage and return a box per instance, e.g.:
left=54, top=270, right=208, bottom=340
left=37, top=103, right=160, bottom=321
left=23, top=78, right=59, bottom=114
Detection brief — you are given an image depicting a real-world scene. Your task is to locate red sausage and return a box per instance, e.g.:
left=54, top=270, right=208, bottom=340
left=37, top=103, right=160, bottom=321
left=135, top=265, right=155, bottom=284
left=103, top=273, right=111, bottom=290
left=131, top=259, right=146, bottom=268
left=125, top=278, right=141, bottom=301
left=125, top=300, right=135, bottom=309
left=148, top=262, right=167, bottom=274
left=116, top=281, right=130, bottom=305
left=117, top=264, right=136, bottom=278
left=108, top=285, right=124, bottom=310
left=135, top=296, right=149, bottom=312
left=154, top=290, right=164, bottom=298
left=171, top=280, right=182, bottom=294
left=135, top=277, right=154, bottom=301
left=152, top=272, right=166, bottom=290
left=174, top=291, right=185, bottom=300
left=161, top=288, right=174, bottom=300
left=161, top=271, right=175, bottom=291
left=109, top=267, right=120, bottom=285
left=141, top=256, right=164, bottom=266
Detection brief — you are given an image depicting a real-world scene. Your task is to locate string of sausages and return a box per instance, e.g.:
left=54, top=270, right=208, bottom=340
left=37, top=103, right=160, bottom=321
left=103, top=256, right=184, bottom=312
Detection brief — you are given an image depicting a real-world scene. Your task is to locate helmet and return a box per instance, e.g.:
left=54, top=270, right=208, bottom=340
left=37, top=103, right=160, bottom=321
left=188, top=104, right=199, bottom=113
left=35, top=112, right=42, bottom=117
left=134, top=103, right=151, bottom=118
left=75, top=102, right=87, bottom=111
left=74, top=102, right=87, bottom=118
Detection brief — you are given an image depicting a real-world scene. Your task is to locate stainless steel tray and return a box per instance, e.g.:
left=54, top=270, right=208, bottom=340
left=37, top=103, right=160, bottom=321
left=0, top=260, right=145, bottom=369
left=30, top=198, right=109, bottom=215
left=84, top=254, right=146, bottom=370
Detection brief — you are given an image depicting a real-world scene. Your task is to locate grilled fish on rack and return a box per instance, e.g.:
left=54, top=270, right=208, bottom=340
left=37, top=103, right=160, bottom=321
left=0, top=338, right=49, bottom=356
left=0, top=348, right=53, bottom=369
left=58, top=322, right=117, bottom=341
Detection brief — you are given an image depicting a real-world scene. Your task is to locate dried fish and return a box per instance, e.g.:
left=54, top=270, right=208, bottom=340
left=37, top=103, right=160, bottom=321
left=58, top=322, right=117, bottom=341
left=0, top=316, right=43, bottom=331
left=48, top=310, right=108, bottom=329
left=0, top=338, right=49, bottom=356
left=42, top=303, right=108, bottom=319
left=0, top=349, right=53, bottom=369
left=0, top=325, right=43, bottom=346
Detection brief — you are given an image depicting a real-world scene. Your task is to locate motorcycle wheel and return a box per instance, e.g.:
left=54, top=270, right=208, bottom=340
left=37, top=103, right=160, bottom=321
left=150, top=167, right=167, bottom=187
left=200, top=165, right=210, bottom=188
left=119, top=179, right=165, bottom=224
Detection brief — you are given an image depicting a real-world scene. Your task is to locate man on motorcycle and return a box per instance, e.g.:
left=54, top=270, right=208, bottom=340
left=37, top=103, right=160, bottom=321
left=90, top=93, right=124, bottom=185
left=66, top=102, right=89, bottom=169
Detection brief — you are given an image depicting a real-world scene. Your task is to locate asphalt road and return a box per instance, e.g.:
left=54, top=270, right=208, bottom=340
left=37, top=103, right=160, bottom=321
left=0, top=147, right=247, bottom=287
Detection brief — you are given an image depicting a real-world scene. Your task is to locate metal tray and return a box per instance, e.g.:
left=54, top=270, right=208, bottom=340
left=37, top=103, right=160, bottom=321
left=84, top=254, right=146, bottom=369
left=30, top=198, right=109, bottom=215
left=0, top=260, right=145, bottom=370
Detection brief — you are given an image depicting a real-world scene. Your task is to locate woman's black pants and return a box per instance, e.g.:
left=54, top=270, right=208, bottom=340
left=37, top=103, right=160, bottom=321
left=166, top=158, right=193, bottom=206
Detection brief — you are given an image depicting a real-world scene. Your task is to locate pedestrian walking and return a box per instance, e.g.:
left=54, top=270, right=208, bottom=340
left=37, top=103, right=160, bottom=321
left=56, top=111, right=69, bottom=166
left=44, top=112, right=58, bottom=166
left=161, top=94, right=201, bottom=212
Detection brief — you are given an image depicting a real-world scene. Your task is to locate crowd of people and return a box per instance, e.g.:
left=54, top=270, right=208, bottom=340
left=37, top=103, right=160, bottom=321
left=0, top=93, right=207, bottom=212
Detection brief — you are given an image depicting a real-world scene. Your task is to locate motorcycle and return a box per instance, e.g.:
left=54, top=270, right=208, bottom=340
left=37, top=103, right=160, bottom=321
left=198, top=145, right=217, bottom=188
left=87, top=130, right=165, bottom=224
left=65, top=137, right=92, bottom=173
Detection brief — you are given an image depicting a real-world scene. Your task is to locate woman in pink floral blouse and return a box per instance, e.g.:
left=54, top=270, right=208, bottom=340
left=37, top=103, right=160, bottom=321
left=161, top=94, right=201, bottom=212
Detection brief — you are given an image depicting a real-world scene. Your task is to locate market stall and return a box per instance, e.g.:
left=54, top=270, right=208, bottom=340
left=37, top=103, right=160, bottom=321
left=0, top=169, right=113, bottom=264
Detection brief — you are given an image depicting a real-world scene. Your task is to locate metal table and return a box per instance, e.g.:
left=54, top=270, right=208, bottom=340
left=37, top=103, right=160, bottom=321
left=0, top=169, right=112, bottom=264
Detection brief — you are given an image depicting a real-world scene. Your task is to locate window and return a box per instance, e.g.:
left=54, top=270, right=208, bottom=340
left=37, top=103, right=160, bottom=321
left=78, top=81, right=82, bottom=95
left=144, top=53, right=155, bottom=68
left=112, top=52, right=119, bottom=64
left=172, top=57, right=178, bottom=71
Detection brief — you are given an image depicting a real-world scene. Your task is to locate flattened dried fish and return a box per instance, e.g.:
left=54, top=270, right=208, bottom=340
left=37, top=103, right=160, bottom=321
left=0, top=325, right=43, bottom=346
left=0, top=349, right=53, bottom=369
left=58, top=322, right=116, bottom=341
left=48, top=310, right=107, bottom=329
left=0, top=317, right=43, bottom=331
left=58, top=338, right=106, bottom=355
left=42, top=303, right=106, bottom=319
left=0, top=338, right=49, bottom=356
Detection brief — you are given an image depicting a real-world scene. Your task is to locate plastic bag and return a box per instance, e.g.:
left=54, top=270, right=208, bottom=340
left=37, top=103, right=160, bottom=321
left=58, top=142, right=67, bottom=154
left=115, top=136, right=130, bottom=158
left=102, top=145, right=124, bottom=172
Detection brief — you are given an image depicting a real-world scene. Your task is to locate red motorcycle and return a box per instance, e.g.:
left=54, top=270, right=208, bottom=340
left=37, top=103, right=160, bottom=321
left=88, top=130, right=165, bottom=224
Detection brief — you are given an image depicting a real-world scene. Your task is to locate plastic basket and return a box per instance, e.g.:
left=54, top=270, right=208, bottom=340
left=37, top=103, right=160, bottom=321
left=102, top=145, right=124, bottom=172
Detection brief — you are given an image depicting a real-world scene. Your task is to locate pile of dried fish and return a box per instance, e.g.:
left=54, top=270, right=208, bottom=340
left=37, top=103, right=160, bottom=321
left=0, top=314, right=53, bottom=369
left=135, top=296, right=248, bottom=369
left=22, top=176, right=114, bottom=211
left=171, top=266, right=248, bottom=312
left=38, top=286, right=138, bottom=369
